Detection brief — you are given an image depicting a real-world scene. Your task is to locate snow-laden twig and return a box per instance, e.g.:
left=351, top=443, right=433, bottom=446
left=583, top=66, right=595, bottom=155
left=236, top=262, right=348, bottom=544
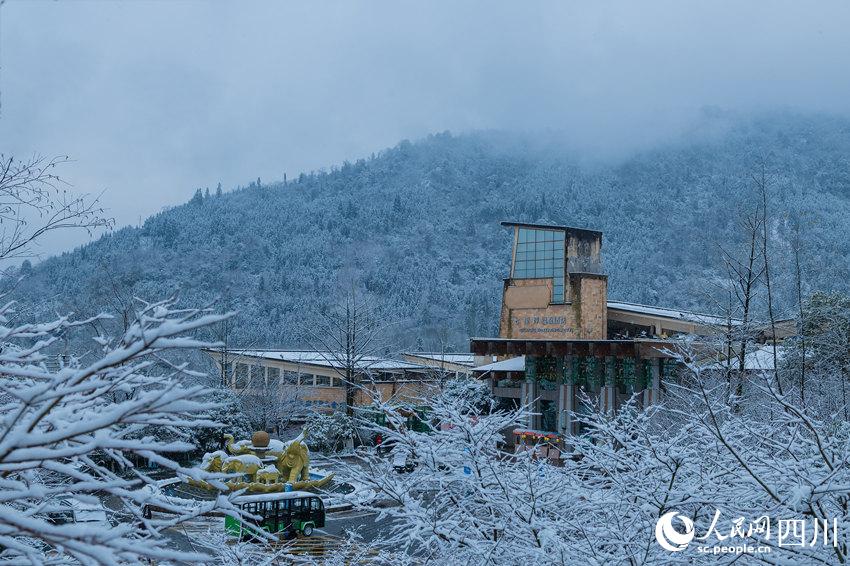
left=0, top=296, right=247, bottom=565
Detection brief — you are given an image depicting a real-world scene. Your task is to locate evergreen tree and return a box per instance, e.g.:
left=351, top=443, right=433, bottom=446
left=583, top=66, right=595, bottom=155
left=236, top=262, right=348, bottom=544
left=190, top=188, right=203, bottom=204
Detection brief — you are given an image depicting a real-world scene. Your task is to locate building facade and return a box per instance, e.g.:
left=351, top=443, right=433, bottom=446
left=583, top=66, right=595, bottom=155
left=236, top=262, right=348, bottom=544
left=498, top=222, right=607, bottom=340
left=204, top=349, right=438, bottom=414
left=471, top=222, right=719, bottom=457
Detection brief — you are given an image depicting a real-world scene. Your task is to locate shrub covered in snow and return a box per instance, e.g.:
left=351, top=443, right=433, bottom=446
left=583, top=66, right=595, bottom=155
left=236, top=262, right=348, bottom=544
left=191, top=387, right=253, bottom=454
left=440, top=375, right=492, bottom=413
left=305, top=412, right=355, bottom=452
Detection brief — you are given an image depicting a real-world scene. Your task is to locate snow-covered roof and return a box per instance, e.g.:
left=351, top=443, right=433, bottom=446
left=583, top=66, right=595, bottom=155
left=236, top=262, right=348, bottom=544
left=607, top=301, right=742, bottom=327
left=403, top=352, right=477, bottom=367
left=474, top=356, right=526, bottom=373
left=703, top=344, right=784, bottom=371
left=742, top=345, right=783, bottom=370
left=219, top=350, right=427, bottom=371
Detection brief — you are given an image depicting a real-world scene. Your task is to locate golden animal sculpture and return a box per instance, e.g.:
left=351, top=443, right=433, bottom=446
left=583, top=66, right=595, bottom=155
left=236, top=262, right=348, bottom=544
left=255, top=465, right=280, bottom=484
left=221, top=455, right=262, bottom=477
left=274, top=430, right=334, bottom=489
left=277, top=438, right=310, bottom=483
left=200, top=450, right=227, bottom=473
left=189, top=429, right=333, bottom=493
left=222, top=434, right=253, bottom=455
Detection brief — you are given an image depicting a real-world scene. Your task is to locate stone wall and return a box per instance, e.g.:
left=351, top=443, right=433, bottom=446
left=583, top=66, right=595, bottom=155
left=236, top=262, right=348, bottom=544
left=498, top=273, right=608, bottom=340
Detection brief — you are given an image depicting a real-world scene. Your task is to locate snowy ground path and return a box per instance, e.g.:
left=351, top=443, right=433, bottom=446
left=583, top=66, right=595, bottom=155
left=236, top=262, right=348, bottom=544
left=157, top=508, right=392, bottom=562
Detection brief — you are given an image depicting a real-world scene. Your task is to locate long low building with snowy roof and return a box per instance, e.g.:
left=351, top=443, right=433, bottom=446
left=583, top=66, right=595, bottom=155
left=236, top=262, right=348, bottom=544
left=400, top=352, right=479, bottom=376
left=606, top=300, right=795, bottom=341
left=202, top=348, right=437, bottom=415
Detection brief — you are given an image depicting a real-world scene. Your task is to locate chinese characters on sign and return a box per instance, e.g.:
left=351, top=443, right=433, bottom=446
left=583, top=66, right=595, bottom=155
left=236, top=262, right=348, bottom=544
left=699, top=510, right=837, bottom=547
left=656, top=509, right=839, bottom=556
left=512, top=315, right=572, bottom=335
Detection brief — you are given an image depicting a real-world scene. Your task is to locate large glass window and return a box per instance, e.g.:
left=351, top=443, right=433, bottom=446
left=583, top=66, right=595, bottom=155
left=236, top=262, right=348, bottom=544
left=513, top=228, right=565, bottom=303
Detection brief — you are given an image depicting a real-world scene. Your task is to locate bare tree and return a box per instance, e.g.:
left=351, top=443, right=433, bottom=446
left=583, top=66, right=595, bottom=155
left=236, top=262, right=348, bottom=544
left=790, top=292, right=850, bottom=420
left=718, top=208, right=765, bottom=405
left=0, top=297, right=246, bottom=564
left=206, top=305, right=258, bottom=390
left=0, top=154, right=112, bottom=263
left=306, top=289, right=388, bottom=418
left=240, top=369, right=306, bottom=434
left=85, top=254, right=137, bottom=335
left=753, top=160, right=784, bottom=396
left=0, top=153, right=247, bottom=563
left=203, top=310, right=309, bottom=436
left=212, top=315, right=238, bottom=388
left=791, top=215, right=807, bottom=405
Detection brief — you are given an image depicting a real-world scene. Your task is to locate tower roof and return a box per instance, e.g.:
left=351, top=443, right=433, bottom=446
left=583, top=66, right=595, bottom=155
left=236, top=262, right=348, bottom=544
left=500, top=221, right=602, bottom=238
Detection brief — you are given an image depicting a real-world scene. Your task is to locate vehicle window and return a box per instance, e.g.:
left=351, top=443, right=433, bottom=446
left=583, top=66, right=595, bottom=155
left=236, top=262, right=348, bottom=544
left=292, top=499, right=303, bottom=511
left=310, top=498, right=321, bottom=510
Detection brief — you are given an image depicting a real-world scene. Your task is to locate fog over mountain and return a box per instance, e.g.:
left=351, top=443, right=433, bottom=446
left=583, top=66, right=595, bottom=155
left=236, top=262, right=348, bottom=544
left=9, top=111, right=850, bottom=350
left=3, top=2, right=850, bottom=256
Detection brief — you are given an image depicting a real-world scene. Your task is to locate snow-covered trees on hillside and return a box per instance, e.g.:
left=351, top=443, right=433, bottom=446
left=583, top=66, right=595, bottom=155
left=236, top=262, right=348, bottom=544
left=11, top=113, right=850, bottom=351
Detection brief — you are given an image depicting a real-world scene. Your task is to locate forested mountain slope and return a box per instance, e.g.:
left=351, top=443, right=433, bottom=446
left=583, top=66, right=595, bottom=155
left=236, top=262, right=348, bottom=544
left=11, top=112, right=850, bottom=349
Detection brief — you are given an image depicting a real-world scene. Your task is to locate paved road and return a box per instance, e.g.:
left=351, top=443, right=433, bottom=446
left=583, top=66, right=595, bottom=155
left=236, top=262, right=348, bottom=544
left=159, top=507, right=392, bottom=562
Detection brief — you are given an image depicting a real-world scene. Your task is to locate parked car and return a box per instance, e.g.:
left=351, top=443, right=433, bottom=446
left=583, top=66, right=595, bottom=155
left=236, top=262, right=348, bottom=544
left=376, top=437, right=396, bottom=456
left=391, top=447, right=417, bottom=473
left=71, top=501, right=109, bottom=525
left=46, top=498, right=110, bottom=527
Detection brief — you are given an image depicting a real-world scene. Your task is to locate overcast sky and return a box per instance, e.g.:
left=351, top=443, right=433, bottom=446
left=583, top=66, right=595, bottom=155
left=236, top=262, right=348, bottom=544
left=2, top=1, right=850, bottom=257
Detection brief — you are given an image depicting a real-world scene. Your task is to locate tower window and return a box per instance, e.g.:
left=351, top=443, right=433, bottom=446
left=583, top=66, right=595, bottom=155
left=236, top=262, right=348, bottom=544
left=513, top=228, right=565, bottom=303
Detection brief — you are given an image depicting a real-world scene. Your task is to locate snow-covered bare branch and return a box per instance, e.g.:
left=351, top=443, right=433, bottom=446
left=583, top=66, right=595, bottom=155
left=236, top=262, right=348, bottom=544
left=0, top=296, right=246, bottom=565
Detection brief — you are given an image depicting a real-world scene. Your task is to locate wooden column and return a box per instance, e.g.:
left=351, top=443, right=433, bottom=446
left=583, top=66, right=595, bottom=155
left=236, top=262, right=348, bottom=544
left=604, top=356, right=616, bottom=414
left=642, top=359, right=652, bottom=408
left=643, top=358, right=662, bottom=406
left=651, top=358, right=662, bottom=404
left=559, top=355, right=574, bottom=436
left=522, top=357, right=539, bottom=430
